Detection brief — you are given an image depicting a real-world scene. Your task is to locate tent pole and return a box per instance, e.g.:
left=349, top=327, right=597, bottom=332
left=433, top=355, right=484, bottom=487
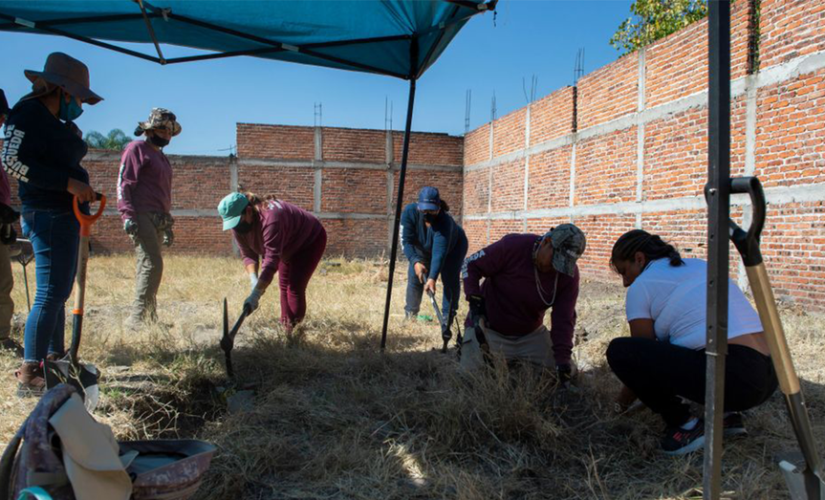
left=703, top=1, right=731, bottom=499
left=381, top=77, right=417, bottom=351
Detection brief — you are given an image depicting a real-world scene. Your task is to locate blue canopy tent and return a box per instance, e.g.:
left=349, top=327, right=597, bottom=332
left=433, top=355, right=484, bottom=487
left=0, top=0, right=496, bottom=351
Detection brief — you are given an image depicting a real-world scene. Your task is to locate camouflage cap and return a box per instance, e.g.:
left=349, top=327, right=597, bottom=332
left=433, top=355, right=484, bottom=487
left=545, top=223, right=586, bottom=276
left=135, top=108, right=182, bottom=137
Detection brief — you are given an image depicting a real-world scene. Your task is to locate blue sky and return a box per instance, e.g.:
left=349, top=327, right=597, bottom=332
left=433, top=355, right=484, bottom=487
left=0, top=1, right=633, bottom=155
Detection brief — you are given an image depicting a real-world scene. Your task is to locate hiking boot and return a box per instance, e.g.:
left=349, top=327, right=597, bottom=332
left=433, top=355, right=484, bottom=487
left=723, top=412, right=748, bottom=437
left=661, top=419, right=705, bottom=455
left=15, top=361, right=46, bottom=398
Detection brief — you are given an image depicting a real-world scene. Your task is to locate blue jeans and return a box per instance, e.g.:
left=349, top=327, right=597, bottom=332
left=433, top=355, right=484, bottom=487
left=21, top=210, right=79, bottom=362
left=405, top=236, right=469, bottom=333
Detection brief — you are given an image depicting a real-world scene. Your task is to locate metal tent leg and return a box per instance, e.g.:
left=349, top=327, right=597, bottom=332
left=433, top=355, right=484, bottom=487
left=380, top=78, right=417, bottom=350
left=704, top=1, right=732, bottom=499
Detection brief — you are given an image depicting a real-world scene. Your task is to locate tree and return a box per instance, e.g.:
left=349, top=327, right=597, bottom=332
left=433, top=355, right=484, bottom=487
left=85, top=128, right=131, bottom=151
left=610, top=0, right=709, bottom=55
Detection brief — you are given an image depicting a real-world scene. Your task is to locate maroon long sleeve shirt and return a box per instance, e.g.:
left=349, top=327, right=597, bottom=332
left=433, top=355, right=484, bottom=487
left=462, top=233, right=580, bottom=366
left=233, top=199, right=324, bottom=286
left=117, top=140, right=172, bottom=221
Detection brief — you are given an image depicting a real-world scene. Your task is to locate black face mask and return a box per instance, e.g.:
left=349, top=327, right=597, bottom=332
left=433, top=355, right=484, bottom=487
left=148, top=135, right=170, bottom=148
left=234, top=219, right=253, bottom=234
left=423, top=213, right=439, bottom=224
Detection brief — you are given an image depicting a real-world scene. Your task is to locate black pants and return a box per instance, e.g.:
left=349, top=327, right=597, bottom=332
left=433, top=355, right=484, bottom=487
left=606, top=337, right=778, bottom=427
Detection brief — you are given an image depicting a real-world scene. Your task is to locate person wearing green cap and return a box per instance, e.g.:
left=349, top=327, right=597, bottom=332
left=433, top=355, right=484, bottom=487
left=218, top=192, right=326, bottom=333
left=460, top=224, right=586, bottom=380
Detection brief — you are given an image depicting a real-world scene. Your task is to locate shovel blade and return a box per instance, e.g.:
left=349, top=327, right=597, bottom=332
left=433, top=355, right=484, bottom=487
left=44, top=358, right=100, bottom=412
left=778, top=452, right=825, bottom=500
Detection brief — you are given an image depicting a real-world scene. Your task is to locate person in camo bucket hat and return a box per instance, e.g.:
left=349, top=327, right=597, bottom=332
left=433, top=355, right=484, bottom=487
left=134, top=108, right=182, bottom=138
left=460, top=224, right=586, bottom=381
left=118, top=107, right=181, bottom=328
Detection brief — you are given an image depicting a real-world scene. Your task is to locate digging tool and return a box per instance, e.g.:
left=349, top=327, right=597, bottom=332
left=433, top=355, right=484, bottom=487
left=7, top=238, right=34, bottom=312
left=44, top=194, right=105, bottom=412
left=427, top=289, right=451, bottom=353
left=726, top=176, right=824, bottom=500
left=220, top=298, right=251, bottom=378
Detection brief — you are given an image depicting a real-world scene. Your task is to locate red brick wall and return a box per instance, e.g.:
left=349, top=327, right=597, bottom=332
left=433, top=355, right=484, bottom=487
left=578, top=53, right=639, bottom=128
left=462, top=0, right=825, bottom=310
left=755, top=68, right=825, bottom=188
left=236, top=124, right=315, bottom=160
left=530, top=88, right=576, bottom=144
left=760, top=0, right=825, bottom=70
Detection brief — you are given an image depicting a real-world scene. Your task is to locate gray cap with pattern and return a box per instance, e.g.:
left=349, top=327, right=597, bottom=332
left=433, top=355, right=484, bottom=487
left=545, top=223, right=586, bottom=276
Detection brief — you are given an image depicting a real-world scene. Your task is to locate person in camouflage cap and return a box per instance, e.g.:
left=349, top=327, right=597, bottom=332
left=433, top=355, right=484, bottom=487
left=460, top=224, right=586, bottom=381
left=117, top=108, right=181, bottom=327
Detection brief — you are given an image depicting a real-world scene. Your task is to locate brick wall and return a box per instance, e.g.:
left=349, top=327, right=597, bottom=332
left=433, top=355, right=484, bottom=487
left=462, top=0, right=825, bottom=310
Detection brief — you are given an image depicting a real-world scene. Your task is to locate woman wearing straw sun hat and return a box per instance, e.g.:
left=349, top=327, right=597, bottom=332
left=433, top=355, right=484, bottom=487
left=218, top=192, right=327, bottom=335
left=0, top=52, right=103, bottom=396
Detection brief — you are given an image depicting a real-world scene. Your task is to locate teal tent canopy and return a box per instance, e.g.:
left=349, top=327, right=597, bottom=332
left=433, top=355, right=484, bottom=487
left=0, top=0, right=493, bottom=79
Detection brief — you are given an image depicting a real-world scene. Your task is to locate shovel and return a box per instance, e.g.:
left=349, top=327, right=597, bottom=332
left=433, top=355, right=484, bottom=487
left=45, top=193, right=105, bottom=412
left=727, top=177, right=824, bottom=499
left=427, top=289, right=452, bottom=354
left=220, top=298, right=251, bottom=378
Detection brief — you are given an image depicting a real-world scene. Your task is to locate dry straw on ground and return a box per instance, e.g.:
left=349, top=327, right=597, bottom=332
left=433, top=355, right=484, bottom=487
left=2, top=255, right=824, bottom=499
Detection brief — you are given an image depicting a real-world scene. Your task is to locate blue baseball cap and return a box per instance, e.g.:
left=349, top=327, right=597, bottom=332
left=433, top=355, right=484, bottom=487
left=417, top=186, right=441, bottom=211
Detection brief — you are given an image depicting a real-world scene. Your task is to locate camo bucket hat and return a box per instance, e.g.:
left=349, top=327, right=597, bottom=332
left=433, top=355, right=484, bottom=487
left=135, top=108, right=182, bottom=137
left=545, top=223, right=586, bottom=276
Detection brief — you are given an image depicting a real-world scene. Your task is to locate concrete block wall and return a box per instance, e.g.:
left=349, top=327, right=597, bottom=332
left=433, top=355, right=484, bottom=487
left=462, top=0, right=825, bottom=310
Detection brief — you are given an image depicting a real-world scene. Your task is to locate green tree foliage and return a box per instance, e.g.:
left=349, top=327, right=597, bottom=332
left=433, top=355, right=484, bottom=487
left=85, top=128, right=131, bottom=151
left=610, top=0, right=709, bottom=54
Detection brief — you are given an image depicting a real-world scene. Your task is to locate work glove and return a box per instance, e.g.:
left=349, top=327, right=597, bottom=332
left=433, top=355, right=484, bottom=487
left=249, top=272, right=259, bottom=292
left=0, top=224, right=16, bottom=245
left=124, top=219, right=139, bottom=243
left=556, top=363, right=573, bottom=385
left=244, top=287, right=264, bottom=314
left=163, top=227, right=174, bottom=247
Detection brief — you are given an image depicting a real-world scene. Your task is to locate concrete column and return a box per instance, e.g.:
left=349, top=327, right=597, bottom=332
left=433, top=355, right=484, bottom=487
left=636, top=47, right=647, bottom=229
left=568, top=142, right=577, bottom=224
left=313, top=126, right=323, bottom=214
left=738, top=74, right=759, bottom=290
left=487, top=119, right=494, bottom=243
left=386, top=130, right=396, bottom=252
left=523, top=104, right=531, bottom=231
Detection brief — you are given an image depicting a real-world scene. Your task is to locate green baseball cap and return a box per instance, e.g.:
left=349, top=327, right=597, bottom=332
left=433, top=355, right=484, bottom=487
left=218, top=192, right=249, bottom=231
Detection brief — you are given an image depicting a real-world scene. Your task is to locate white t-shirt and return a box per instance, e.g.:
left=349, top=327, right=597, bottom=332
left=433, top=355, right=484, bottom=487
left=625, top=258, right=763, bottom=349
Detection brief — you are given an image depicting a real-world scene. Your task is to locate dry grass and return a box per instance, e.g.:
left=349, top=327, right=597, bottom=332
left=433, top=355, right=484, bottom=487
left=2, top=254, right=825, bottom=499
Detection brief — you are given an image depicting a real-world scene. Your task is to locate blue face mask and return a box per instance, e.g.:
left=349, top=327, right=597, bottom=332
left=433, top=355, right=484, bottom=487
left=59, top=92, right=83, bottom=122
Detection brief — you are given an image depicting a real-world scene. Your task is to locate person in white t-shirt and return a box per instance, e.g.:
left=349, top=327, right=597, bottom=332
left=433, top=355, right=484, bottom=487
left=606, top=229, right=777, bottom=456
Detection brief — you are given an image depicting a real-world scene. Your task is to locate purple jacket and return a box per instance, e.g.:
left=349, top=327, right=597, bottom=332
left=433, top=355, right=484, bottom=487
left=117, top=140, right=172, bottom=221
left=234, top=199, right=324, bottom=286
left=462, top=233, right=580, bottom=365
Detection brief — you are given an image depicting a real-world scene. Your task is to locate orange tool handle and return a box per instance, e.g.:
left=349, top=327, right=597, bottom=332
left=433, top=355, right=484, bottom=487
left=73, top=193, right=106, bottom=236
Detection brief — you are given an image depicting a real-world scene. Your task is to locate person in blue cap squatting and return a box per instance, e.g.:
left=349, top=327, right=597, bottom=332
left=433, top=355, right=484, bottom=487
left=400, top=186, right=468, bottom=345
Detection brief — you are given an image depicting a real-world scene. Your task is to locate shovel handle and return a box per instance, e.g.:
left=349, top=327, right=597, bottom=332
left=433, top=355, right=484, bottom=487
left=73, top=193, right=106, bottom=237
left=727, top=177, right=766, bottom=266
